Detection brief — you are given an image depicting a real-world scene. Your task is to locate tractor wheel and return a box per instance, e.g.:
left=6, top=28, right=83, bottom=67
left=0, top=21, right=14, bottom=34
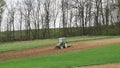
left=60, top=46, right=63, bottom=49
left=65, top=44, right=68, bottom=48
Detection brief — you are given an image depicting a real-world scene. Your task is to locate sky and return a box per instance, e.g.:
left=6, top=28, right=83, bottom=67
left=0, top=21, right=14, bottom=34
left=1, top=0, right=118, bottom=31
left=2, top=0, right=21, bottom=31
left=2, top=0, right=61, bottom=31
left=5, top=0, right=19, bottom=5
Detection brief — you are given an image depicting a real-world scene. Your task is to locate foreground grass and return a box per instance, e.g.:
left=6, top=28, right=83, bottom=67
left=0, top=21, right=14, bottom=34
left=0, top=43, right=120, bottom=68
left=0, top=36, right=118, bottom=52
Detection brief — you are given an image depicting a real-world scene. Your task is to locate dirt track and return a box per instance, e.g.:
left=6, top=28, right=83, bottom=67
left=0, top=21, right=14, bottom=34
left=79, top=63, right=120, bottom=68
left=0, top=38, right=120, bottom=61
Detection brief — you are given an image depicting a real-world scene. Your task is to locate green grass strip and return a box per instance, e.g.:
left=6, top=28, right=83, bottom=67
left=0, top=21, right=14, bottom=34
left=0, top=43, right=120, bottom=68
left=0, top=36, right=118, bottom=52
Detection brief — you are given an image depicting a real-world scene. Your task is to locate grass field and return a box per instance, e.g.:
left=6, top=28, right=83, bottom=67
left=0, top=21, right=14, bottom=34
left=0, top=36, right=117, bottom=52
left=0, top=43, right=120, bottom=68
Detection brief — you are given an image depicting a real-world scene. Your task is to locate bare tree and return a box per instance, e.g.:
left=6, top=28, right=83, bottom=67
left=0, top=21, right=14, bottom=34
left=0, top=0, right=5, bottom=32
left=1, top=0, right=120, bottom=42
left=51, top=0, right=59, bottom=37
left=36, top=0, right=41, bottom=39
left=18, top=2, right=24, bottom=40
left=23, top=0, right=34, bottom=39
left=6, top=5, right=16, bottom=41
left=115, top=0, right=120, bottom=34
left=61, top=0, right=66, bottom=36
left=61, top=0, right=70, bottom=36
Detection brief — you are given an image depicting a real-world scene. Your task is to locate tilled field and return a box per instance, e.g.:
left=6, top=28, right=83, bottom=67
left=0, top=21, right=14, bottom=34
left=0, top=38, right=120, bottom=61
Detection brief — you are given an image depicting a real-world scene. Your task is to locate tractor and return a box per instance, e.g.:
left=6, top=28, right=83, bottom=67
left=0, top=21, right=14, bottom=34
left=56, top=38, right=70, bottom=49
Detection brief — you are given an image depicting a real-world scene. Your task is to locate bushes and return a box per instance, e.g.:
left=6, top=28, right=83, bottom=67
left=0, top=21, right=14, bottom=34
left=0, top=25, right=119, bottom=42
left=85, top=25, right=119, bottom=36
left=101, top=26, right=119, bottom=35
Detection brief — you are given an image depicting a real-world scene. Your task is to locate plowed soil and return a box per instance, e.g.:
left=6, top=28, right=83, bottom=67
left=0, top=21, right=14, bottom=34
left=79, top=63, right=120, bottom=68
left=0, top=38, right=120, bottom=61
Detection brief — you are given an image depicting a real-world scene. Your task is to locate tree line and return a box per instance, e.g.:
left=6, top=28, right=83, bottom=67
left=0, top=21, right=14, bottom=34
left=0, top=0, right=120, bottom=42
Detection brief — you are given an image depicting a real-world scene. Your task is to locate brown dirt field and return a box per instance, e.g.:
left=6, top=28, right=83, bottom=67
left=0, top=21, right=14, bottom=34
left=78, top=63, right=120, bottom=68
left=0, top=38, right=120, bottom=61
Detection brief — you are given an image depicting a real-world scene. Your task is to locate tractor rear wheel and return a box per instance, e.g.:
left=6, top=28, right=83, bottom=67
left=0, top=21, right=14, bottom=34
left=60, top=46, right=63, bottom=49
